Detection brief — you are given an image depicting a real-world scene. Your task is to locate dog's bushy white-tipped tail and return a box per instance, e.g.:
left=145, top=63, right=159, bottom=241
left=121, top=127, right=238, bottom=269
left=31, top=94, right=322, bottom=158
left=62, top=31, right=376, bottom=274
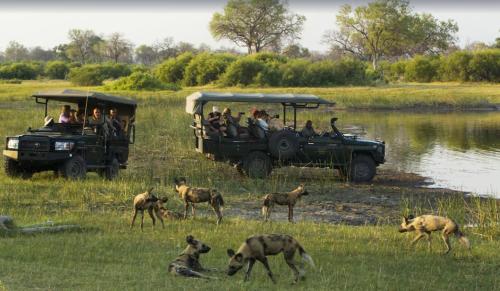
left=301, top=252, right=315, bottom=268
left=459, top=235, right=471, bottom=250
left=261, top=206, right=267, bottom=217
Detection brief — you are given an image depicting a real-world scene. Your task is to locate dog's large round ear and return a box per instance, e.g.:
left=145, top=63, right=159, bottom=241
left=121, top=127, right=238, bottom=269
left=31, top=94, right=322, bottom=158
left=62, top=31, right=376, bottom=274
left=227, top=249, right=235, bottom=257
left=186, top=235, right=195, bottom=244
left=235, top=253, right=243, bottom=262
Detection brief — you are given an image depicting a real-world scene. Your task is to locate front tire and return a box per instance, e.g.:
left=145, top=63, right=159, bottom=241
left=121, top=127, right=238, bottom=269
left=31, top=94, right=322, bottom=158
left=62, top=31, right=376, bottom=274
left=349, top=155, right=376, bottom=182
left=4, top=158, right=32, bottom=179
left=61, top=155, right=87, bottom=180
left=105, top=158, right=119, bottom=180
left=243, top=151, right=272, bottom=179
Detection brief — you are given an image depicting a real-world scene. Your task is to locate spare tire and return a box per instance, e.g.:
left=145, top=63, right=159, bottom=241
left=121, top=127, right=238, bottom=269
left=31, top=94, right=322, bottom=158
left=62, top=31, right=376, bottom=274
left=268, top=130, right=299, bottom=160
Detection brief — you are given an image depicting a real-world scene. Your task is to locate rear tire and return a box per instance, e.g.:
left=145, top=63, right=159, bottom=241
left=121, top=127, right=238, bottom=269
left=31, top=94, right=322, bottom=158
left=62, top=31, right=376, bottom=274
left=243, top=151, right=272, bottom=179
left=105, top=158, right=119, bottom=180
left=61, top=155, right=86, bottom=180
left=268, top=131, right=299, bottom=160
left=349, top=155, right=376, bottom=182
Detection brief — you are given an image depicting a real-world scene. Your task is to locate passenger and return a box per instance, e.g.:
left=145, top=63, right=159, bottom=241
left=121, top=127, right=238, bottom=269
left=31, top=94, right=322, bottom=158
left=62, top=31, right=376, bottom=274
left=89, top=107, right=110, bottom=136
left=222, top=108, right=243, bottom=137
left=69, top=109, right=78, bottom=123
left=255, top=110, right=269, bottom=131
left=301, top=120, right=316, bottom=138
left=109, top=108, right=123, bottom=136
left=76, top=109, right=86, bottom=123
left=207, top=106, right=223, bottom=131
left=58, top=105, right=71, bottom=123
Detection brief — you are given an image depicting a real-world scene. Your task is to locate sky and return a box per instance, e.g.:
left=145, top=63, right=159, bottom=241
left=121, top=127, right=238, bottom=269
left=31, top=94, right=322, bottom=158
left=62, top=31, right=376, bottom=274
left=0, top=0, right=498, bottom=53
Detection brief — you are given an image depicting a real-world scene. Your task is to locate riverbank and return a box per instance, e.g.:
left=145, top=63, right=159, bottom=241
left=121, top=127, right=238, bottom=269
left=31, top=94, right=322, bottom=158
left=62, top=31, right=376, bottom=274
left=1, top=81, right=500, bottom=110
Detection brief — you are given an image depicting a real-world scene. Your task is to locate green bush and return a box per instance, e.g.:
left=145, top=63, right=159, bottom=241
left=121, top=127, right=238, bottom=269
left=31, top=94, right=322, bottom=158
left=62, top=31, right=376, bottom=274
left=281, top=59, right=309, bottom=86
left=0, top=63, right=38, bottom=80
left=45, top=61, right=70, bottom=79
left=469, top=50, right=500, bottom=82
left=183, top=53, right=236, bottom=86
left=404, top=55, right=439, bottom=82
left=100, top=63, right=132, bottom=79
left=68, top=65, right=107, bottom=86
left=220, top=58, right=265, bottom=86
left=154, top=52, right=193, bottom=84
left=438, top=51, right=472, bottom=81
left=255, top=60, right=283, bottom=86
left=106, top=72, right=180, bottom=91
left=333, top=58, right=368, bottom=85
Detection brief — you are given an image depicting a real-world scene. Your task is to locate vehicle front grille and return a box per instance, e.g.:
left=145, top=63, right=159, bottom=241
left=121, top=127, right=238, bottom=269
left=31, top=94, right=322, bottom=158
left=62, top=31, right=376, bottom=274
left=19, top=138, right=50, bottom=152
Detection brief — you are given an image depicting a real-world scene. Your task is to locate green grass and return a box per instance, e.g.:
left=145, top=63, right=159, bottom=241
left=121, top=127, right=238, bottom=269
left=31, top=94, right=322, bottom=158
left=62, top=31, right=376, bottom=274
left=0, top=81, right=499, bottom=290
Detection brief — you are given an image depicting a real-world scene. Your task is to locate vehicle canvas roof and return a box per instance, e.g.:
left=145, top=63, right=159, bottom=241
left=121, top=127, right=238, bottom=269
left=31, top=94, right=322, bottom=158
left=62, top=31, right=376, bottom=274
left=33, top=89, right=137, bottom=116
left=185, top=91, right=333, bottom=114
left=32, top=89, right=137, bottom=107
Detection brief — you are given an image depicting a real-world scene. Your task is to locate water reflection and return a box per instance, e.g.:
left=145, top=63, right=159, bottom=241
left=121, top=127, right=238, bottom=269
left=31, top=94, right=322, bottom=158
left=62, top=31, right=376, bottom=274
left=329, top=111, right=500, bottom=196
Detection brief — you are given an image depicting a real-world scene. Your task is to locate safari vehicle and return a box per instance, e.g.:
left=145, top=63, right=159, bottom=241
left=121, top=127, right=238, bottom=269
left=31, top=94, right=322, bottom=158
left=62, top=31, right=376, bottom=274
left=186, top=92, right=385, bottom=182
left=3, top=89, right=136, bottom=180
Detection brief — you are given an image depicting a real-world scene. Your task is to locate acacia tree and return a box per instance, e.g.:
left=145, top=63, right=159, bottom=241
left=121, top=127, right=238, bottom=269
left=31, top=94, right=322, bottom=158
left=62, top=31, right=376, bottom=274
left=103, top=33, right=133, bottom=63
left=210, top=0, right=305, bottom=54
left=4, top=41, right=29, bottom=62
left=66, top=29, right=102, bottom=64
left=323, top=0, right=457, bottom=69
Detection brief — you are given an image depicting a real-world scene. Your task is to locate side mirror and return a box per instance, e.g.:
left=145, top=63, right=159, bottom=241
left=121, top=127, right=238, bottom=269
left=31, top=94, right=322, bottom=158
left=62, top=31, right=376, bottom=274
left=129, top=124, right=135, bottom=144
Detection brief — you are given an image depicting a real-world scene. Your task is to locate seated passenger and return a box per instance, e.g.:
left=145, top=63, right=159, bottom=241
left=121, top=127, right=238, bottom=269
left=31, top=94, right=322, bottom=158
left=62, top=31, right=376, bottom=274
left=301, top=120, right=316, bottom=138
left=89, top=107, right=111, bottom=136
left=109, top=108, right=123, bottom=137
left=76, top=109, right=86, bottom=123
left=255, top=110, right=269, bottom=131
left=222, top=108, right=243, bottom=137
left=58, top=105, right=71, bottom=123
left=69, top=109, right=78, bottom=123
left=207, top=106, right=225, bottom=134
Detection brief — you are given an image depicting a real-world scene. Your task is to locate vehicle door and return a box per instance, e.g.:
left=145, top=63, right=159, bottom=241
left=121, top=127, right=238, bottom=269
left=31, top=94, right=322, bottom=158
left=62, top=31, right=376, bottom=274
left=82, top=128, right=105, bottom=166
left=301, top=134, right=347, bottom=166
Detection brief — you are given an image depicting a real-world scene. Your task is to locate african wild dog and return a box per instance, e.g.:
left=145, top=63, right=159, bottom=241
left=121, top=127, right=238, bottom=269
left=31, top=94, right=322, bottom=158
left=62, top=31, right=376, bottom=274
left=174, top=177, right=225, bottom=225
left=155, top=198, right=183, bottom=220
left=226, top=234, right=315, bottom=284
left=168, top=235, right=216, bottom=279
left=399, top=214, right=471, bottom=254
left=262, top=184, right=309, bottom=222
left=130, top=188, right=168, bottom=230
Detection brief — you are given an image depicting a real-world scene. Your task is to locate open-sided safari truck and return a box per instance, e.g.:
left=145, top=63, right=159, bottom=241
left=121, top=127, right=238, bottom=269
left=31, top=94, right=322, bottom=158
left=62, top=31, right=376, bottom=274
left=3, top=89, right=136, bottom=180
left=186, top=92, right=385, bottom=181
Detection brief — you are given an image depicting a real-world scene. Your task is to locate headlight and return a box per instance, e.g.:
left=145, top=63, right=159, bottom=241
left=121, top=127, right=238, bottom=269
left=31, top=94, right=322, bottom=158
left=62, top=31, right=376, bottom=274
left=7, top=138, right=19, bottom=150
left=54, top=141, right=74, bottom=151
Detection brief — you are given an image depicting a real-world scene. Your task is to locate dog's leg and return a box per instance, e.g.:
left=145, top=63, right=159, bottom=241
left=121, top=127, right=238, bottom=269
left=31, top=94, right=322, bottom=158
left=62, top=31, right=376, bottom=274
left=147, top=207, right=156, bottom=228
left=426, top=231, right=432, bottom=251
left=183, top=202, right=189, bottom=219
left=140, top=210, right=145, bottom=231
left=411, top=232, right=425, bottom=247
left=258, top=257, right=276, bottom=284
left=441, top=231, right=451, bottom=254
left=155, top=208, right=165, bottom=229
left=244, top=258, right=256, bottom=281
left=213, top=206, right=222, bottom=225
left=284, top=250, right=300, bottom=283
left=130, top=209, right=138, bottom=229
left=191, top=203, right=196, bottom=218
left=288, top=205, right=294, bottom=223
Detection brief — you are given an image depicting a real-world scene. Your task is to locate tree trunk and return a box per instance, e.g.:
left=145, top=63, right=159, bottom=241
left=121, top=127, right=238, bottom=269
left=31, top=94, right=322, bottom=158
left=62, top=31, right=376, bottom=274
left=372, top=54, right=378, bottom=70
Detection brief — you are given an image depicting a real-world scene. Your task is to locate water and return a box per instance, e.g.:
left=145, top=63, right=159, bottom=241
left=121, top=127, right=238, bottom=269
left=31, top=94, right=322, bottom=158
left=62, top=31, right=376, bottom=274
left=329, top=111, right=500, bottom=197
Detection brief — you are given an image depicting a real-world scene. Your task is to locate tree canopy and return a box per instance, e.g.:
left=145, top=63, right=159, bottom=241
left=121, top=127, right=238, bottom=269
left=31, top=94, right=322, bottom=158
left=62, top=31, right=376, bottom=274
left=210, top=0, right=305, bottom=54
left=323, top=0, right=458, bottom=69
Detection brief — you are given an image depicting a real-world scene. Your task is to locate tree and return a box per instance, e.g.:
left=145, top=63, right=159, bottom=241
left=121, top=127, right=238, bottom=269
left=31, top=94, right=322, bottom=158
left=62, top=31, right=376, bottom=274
left=135, top=45, right=157, bottom=66
left=153, top=37, right=177, bottom=61
left=495, top=37, right=500, bottom=49
left=29, top=46, right=56, bottom=61
left=210, top=0, right=305, bottom=54
left=4, top=41, right=29, bottom=62
left=103, top=33, right=133, bottom=63
left=323, top=0, right=457, bottom=69
left=66, top=29, right=102, bottom=63
left=282, top=44, right=310, bottom=58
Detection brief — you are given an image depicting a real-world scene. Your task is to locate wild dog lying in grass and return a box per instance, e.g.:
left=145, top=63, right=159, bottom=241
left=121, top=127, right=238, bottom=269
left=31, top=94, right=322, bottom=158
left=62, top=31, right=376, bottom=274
left=226, top=234, right=315, bottom=284
left=155, top=198, right=183, bottom=220
left=174, top=177, right=224, bottom=225
left=168, top=235, right=217, bottom=279
left=0, top=215, right=15, bottom=230
left=399, top=214, right=471, bottom=254
left=262, top=184, right=309, bottom=222
left=130, top=188, right=168, bottom=230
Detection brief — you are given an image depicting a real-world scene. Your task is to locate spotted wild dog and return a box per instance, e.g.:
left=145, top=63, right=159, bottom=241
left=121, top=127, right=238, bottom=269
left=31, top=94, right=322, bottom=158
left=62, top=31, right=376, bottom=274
left=155, top=198, right=183, bottom=220
left=130, top=188, right=168, bottom=230
left=399, top=214, right=471, bottom=254
left=226, top=234, right=315, bottom=284
left=168, top=235, right=217, bottom=279
left=174, top=177, right=225, bottom=225
left=262, top=184, right=309, bottom=222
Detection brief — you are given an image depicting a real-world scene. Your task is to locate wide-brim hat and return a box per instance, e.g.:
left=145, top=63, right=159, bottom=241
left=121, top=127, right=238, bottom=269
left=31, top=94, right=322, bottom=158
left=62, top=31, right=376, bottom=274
left=44, top=116, right=54, bottom=127
left=212, top=106, right=220, bottom=113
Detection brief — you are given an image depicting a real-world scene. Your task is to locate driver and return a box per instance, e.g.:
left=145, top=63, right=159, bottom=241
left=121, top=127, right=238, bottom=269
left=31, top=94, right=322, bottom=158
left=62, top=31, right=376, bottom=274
left=301, top=120, right=316, bottom=138
left=89, top=107, right=112, bottom=136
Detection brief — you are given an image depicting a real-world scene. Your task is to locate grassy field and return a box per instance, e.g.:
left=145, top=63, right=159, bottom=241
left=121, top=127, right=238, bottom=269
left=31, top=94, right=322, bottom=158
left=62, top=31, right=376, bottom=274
left=0, top=81, right=499, bottom=290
